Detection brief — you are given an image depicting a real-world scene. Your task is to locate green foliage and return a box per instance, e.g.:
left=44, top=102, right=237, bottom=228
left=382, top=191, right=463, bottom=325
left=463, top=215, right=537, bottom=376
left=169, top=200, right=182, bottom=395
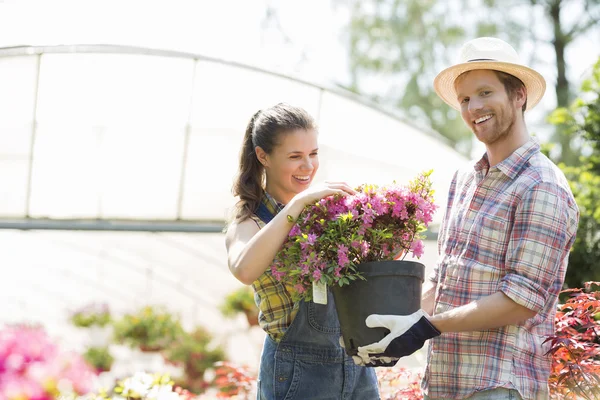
left=112, top=306, right=183, bottom=352
left=549, top=58, right=600, bottom=287
left=340, top=0, right=529, bottom=154
left=83, top=346, right=114, bottom=373
left=165, top=327, right=226, bottom=393
left=339, top=0, right=600, bottom=160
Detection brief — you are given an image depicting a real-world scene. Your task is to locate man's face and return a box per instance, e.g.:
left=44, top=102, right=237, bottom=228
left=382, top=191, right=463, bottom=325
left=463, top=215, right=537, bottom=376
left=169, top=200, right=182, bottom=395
left=455, top=70, right=523, bottom=146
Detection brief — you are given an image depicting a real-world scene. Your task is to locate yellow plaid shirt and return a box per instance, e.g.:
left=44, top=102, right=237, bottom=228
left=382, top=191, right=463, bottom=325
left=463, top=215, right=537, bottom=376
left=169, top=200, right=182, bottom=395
left=250, top=193, right=298, bottom=342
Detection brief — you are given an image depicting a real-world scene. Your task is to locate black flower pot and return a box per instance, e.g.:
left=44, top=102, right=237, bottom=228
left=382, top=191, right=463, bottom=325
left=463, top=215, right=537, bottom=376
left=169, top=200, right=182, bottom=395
left=331, top=260, right=425, bottom=357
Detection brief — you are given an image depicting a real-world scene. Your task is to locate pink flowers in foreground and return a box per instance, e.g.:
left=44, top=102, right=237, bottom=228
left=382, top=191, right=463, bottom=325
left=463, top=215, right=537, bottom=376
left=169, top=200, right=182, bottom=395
left=272, top=171, right=438, bottom=301
left=0, top=325, right=95, bottom=400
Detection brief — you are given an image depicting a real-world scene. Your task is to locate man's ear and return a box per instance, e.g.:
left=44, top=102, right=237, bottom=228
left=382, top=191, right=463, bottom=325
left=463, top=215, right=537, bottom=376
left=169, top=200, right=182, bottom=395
left=255, top=146, right=269, bottom=167
left=515, top=85, right=527, bottom=110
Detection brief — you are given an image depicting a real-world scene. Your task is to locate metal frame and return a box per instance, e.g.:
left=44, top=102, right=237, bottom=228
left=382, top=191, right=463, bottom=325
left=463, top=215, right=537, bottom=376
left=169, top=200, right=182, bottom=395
left=0, top=44, right=449, bottom=233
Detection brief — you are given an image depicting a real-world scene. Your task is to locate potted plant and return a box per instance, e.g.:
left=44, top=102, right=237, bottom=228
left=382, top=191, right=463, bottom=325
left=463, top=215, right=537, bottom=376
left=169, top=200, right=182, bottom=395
left=113, top=305, right=184, bottom=352
left=83, top=345, right=114, bottom=374
left=70, top=302, right=113, bottom=347
left=70, top=302, right=111, bottom=328
left=219, top=286, right=259, bottom=327
left=164, top=326, right=226, bottom=393
left=272, top=171, right=437, bottom=356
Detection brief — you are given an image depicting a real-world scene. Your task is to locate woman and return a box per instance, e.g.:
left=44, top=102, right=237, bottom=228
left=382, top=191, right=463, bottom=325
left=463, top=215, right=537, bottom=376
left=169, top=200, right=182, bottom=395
left=225, top=103, right=380, bottom=399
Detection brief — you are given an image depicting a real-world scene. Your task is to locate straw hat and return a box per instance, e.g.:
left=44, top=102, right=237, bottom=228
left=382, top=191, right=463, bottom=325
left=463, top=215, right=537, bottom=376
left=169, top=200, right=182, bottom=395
left=433, top=37, right=546, bottom=111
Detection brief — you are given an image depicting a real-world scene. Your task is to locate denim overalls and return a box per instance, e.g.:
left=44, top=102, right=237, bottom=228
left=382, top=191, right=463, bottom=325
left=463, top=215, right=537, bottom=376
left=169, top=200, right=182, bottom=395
left=256, top=290, right=380, bottom=399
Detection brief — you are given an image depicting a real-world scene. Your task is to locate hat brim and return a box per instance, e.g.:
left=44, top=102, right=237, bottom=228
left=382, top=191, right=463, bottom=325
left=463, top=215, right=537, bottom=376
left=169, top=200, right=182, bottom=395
left=433, top=61, right=546, bottom=111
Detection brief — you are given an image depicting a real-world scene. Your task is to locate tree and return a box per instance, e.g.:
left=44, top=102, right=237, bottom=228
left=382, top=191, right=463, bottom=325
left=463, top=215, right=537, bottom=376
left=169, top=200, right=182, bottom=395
left=339, top=0, right=600, bottom=160
left=549, top=58, right=600, bottom=288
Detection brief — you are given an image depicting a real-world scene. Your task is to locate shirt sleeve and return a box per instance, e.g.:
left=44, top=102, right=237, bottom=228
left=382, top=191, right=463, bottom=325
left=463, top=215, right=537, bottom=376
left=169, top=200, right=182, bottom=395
left=499, top=181, right=575, bottom=313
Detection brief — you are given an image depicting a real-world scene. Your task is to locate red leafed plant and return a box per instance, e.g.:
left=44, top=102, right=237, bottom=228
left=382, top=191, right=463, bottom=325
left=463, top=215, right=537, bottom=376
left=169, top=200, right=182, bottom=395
left=546, top=281, right=600, bottom=399
left=212, top=361, right=257, bottom=399
left=376, top=365, right=424, bottom=400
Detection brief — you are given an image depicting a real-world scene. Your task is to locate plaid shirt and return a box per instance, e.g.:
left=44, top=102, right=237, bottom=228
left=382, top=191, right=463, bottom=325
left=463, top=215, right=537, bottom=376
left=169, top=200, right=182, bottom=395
left=423, top=139, right=579, bottom=399
left=250, top=192, right=298, bottom=342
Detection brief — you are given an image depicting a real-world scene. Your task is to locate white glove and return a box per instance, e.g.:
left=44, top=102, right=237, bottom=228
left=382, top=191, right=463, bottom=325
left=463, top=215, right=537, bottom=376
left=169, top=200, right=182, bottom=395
left=354, top=309, right=440, bottom=366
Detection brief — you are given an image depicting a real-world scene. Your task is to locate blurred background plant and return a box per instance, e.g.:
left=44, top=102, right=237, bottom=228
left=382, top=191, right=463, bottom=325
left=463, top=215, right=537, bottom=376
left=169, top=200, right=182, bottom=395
left=0, top=325, right=96, bottom=399
left=219, top=286, right=259, bottom=327
left=164, top=326, right=226, bottom=393
left=549, top=58, right=600, bottom=288
left=83, top=345, right=115, bottom=374
left=113, top=306, right=184, bottom=352
left=70, top=302, right=111, bottom=328
left=211, top=361, right=257, bottom=399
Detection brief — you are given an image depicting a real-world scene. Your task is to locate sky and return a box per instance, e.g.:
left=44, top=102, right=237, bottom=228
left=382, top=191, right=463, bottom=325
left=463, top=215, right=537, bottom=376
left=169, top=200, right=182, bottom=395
left=1, top=0, right=598, bottom=156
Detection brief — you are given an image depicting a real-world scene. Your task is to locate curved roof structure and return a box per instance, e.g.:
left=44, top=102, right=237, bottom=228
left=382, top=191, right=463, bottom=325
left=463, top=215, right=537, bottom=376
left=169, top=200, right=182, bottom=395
left=0, top=45, right=467, bottom=228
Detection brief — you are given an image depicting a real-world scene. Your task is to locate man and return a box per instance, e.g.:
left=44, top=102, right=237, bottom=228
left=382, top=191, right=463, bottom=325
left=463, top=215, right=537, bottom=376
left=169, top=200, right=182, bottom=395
left=355, top=37, right=579, bottom=399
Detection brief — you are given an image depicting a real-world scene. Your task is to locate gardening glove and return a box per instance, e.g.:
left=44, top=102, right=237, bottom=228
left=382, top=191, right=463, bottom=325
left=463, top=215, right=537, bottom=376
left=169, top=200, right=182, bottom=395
left=354, top=309, right=441, bottom=366
left=339, top=336, right=400, bottom=367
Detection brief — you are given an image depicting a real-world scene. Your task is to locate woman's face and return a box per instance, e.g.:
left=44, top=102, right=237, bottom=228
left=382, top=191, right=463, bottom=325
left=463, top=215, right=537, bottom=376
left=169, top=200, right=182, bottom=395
left=258, top=128, right=319, bottom=204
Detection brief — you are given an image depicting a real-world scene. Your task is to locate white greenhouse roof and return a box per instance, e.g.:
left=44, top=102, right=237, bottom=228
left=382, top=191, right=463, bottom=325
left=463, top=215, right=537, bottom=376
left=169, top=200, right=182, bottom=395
left=0, top=45, right=468, bottom=227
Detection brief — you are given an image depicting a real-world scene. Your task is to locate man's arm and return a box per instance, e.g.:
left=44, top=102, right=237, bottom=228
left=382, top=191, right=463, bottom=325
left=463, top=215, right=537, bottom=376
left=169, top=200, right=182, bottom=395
left=421, top=280, right=437, bottom=316
left=428, top=291, right=535, bottom=333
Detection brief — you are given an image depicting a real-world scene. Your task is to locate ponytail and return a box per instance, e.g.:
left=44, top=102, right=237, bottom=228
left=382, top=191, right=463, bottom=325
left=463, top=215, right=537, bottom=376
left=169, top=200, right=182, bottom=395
left=232, top=110, right=264, bottom=222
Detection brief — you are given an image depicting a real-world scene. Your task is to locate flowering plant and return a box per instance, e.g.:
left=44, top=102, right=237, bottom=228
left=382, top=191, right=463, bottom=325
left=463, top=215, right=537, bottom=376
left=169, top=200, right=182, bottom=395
left=211, top=361, right=257, bottom=399
left=112, top=306, right=183, bottom=352
left=272, top=171, right=437, bottom=301
left=70, top=302, right=111, bottom=328
left=164, top=327, right=226, bottom=393
left=83, top=346, right=114, bottom=374
left=376, top=365, right=423, bottom=399
left=0, top=325, right=95, bottom=399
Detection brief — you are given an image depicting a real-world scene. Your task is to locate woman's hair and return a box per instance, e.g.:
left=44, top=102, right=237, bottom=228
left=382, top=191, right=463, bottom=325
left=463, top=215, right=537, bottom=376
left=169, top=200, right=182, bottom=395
left=231, top=103, right=316, bottom=222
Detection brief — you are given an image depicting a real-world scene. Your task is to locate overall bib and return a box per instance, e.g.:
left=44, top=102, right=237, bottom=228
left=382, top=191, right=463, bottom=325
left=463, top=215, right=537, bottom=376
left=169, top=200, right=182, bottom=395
left=256, top=284, right=379, bottom=400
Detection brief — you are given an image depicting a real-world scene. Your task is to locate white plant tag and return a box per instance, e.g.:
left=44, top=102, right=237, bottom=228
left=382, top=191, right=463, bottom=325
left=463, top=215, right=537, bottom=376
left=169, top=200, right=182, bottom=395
left=312, top=281, right=328, bottom=305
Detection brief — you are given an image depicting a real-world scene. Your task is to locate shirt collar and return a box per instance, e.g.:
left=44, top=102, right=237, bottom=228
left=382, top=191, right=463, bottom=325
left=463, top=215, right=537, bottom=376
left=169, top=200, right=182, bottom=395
left=262, top=191, right=285, bottom=215
left=474, top=139, right=540, bottom=180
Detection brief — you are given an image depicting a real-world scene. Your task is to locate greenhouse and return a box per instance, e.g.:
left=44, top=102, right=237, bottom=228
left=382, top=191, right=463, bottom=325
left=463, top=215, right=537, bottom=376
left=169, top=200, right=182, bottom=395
left=0, top=44, right=468, bottom=395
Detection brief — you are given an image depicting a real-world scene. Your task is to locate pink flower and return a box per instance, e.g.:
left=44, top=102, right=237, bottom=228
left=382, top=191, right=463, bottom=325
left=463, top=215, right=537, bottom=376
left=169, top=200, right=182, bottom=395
left=313, top=270, right=322, bottom=280
left=294, top=284, right=306, bottom=294
left=360, top=241, right=370, bottom=257
left=411, top=240, right=425, bottom=258
left=337, top=244, right=350, bottom=267
left=0, top=326, right=95, bottom=398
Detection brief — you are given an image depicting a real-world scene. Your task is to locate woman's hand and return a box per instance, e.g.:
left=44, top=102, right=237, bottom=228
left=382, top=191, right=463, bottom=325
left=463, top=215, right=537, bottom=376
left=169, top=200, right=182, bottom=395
left=290, top=181, right=356, bottom=209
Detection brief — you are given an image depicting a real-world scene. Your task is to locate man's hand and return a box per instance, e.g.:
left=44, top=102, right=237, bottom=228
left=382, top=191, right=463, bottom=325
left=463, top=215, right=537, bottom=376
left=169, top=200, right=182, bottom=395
left=354, top=309, right=441, bottom=366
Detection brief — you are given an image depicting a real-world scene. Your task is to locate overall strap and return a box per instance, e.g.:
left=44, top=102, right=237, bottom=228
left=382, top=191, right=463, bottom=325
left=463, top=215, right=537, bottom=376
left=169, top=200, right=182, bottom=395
left=255, top=200, right=277, bottom=224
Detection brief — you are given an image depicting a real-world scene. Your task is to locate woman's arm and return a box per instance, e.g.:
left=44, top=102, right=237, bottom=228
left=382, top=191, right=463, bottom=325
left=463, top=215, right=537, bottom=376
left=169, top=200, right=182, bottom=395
left=226, top=182, right=356, bottom=285
left=225, top=199, right=305, bottom=285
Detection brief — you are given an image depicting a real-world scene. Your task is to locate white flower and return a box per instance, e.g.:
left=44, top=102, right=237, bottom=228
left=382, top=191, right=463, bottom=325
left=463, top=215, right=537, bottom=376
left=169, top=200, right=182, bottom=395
left=146, top=385, right=180, bottom=400
left=121, top=372, right=155, bottom=397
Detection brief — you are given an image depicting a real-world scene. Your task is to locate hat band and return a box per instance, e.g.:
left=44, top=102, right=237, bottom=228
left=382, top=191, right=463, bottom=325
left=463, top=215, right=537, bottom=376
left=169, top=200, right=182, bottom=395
left=468, top=58, right=496, bottom=62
